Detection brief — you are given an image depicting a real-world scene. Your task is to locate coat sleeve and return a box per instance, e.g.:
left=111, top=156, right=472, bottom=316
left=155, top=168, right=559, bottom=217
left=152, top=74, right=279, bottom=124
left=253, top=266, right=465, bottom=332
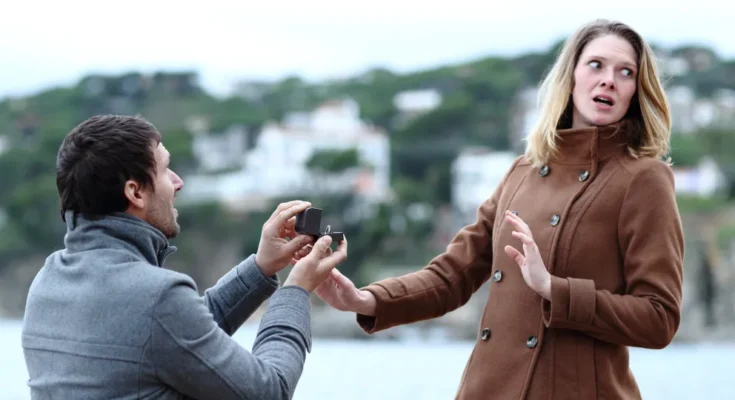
left=542, top=161, right=685, bottom=349
left=201, top=254, right=279, bottom=335
left=151, top=276, right=312, bottom=400
left=357, top=156, right=522, bottom=333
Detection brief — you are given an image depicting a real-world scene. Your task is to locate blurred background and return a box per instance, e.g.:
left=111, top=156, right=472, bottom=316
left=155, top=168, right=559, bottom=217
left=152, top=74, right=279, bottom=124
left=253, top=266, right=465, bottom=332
left=1, top=1, right=733, bottom=399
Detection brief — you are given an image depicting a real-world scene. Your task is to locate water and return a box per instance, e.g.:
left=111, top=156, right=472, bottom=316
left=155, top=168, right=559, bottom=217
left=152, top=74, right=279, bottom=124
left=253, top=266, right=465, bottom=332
left=2, top=319, right=733, bottom=399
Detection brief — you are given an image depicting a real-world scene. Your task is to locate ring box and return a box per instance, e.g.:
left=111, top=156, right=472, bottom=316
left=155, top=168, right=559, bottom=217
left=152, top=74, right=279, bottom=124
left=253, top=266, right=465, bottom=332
left=294, top=207, right=345, bottom=242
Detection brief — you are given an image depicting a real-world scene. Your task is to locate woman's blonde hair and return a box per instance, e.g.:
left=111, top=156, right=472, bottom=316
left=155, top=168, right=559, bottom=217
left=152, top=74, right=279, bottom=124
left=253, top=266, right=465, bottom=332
left=524, top=19, right=672, bottom=167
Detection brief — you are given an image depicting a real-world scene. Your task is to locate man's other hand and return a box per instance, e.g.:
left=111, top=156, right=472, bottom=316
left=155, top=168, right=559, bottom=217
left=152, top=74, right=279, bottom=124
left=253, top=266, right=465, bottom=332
left=285, top=235, right=348, bottom=293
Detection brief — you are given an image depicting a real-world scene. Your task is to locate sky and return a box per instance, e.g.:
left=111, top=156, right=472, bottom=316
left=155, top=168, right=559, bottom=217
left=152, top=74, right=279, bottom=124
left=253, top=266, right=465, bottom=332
left=1, top=1, right=732, bottom=99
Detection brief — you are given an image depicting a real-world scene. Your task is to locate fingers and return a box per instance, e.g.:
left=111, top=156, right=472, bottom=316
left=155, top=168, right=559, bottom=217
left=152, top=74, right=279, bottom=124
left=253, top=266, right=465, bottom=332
left=505, top=211, right=528, bottom=232
left=269, top=200, right=310, bottom=221
left=317, top=238, right=348, bottom=270
left=504, top=245, right=525, bottom=266
left=303, top=235, right=333, bottom=262
left=263, top=202, right=311, bottom=237
left=282, top=234, right=315, bottom=256
left=502, top=211, right=538, bottom=254
left=282, top=217, right=296, bottom=238
left=505, top=210, right=533, bottom=239
left=331, top=238, right=348, bottom=261
left=329, top=268, right=354, bottom=288
left=294, top=244, right=313, bottom=260
left=511, top=231, right=535, bottom=247
left=276, top=203, right=312, bottom=227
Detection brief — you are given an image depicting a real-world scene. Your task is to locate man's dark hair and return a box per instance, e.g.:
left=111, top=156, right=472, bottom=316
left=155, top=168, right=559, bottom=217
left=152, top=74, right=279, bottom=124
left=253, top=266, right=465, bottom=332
left=56, top=115, right=162, bottom=221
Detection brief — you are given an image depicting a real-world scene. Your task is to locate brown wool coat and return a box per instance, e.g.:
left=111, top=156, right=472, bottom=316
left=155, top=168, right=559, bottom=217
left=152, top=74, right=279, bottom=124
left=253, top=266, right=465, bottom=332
left=357, top=122, right=685, bottom=399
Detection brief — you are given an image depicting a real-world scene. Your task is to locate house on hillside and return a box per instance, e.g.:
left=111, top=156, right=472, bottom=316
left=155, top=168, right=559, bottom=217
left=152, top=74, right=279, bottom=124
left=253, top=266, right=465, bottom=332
left=245, top=98, right=390, bottom=200
left=179, top=98, right=391, bottom=212
left=450, top=147, right=518, bottom=230
left=190, top=125, right=249, bottom=173
left=673, top=156, right=727, bottom=198
left=509, top=86, right=539, bottom=152
left=391, top=89, right=443, bottom=129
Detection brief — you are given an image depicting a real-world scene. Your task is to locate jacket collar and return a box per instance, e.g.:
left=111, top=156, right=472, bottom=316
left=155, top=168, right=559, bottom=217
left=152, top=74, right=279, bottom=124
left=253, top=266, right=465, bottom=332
left=551, top=120, right=634, bottom=165
left=63, top=210, right=177, bottom=267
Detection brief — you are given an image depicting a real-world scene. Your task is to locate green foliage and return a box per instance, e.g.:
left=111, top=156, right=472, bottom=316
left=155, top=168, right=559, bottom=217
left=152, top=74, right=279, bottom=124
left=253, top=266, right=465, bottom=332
left=670, top=133, right=707, bottom=167
left=717, top=223, right=735, bottom=249
left=306, top=149, right=360, bottom=173
left=162, top=128, right=197, bottom=173
left=676, top=194, right=732, bottom=215
left=1, top=43, right=734, bottom=296
left=691, top=128, right=735, bottom=197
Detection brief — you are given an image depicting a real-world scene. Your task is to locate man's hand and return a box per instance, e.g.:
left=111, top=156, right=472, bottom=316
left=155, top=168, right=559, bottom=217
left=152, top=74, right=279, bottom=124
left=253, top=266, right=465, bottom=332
left=255, top=201, right=315, bottom=277
left=285, top=235, right=348, bottom=293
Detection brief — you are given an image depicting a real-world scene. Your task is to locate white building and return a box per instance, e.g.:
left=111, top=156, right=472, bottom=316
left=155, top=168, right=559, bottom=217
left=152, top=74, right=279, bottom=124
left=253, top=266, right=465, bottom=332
left=391, top=89, right=443, bottom=129
left=672, top=156, right=727, bottom=198
left=451, top=148, right=518, bottom=225
left=509, top=86, right=540, bottom=152
left=392, top=89, right=442, bottom=115
left=191, top=125, right=248, bottom=173
left=180, top=98, right=391, bottom=211
left=244, top=98, right=390, bottom=199
left=0, top=135, right=9, bottom=156
left=666, top=86, right=720, bottom=134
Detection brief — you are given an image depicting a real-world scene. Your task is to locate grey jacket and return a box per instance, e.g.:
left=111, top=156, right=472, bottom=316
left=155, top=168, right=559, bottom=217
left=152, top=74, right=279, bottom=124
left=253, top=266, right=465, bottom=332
left=22, top=211, right=313, bottom=399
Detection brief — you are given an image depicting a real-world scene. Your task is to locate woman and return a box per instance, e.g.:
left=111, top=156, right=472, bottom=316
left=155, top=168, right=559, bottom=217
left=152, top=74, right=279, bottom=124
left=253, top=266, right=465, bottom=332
left=314, top=19, right=684, bottom=399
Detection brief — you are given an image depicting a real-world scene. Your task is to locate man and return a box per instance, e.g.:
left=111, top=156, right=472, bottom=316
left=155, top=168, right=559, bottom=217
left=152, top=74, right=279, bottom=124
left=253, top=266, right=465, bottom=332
left=21, top=115, right=347, bottom=399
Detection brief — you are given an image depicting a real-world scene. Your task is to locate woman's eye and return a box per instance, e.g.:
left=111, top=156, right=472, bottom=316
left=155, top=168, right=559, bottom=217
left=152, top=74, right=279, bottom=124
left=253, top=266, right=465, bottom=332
left=588, top=61, right=601, bottom=68
left=621, top=68, right=633, bottom=77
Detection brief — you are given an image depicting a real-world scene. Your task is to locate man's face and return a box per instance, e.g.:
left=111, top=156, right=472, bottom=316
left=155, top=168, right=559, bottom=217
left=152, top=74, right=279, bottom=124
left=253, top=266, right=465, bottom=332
left=142, top=143, right=184, bottom=238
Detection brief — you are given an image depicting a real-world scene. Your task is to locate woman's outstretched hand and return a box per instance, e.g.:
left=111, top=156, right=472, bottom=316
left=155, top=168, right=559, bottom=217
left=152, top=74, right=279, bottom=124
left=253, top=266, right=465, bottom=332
left=314, top=269, right=377, bottom=316
left=503, top=210, right=552, bottom=300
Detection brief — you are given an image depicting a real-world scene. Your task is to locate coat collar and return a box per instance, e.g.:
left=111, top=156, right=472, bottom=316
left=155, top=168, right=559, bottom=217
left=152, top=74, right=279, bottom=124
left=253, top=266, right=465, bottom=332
left=551, top=120, right=634, bottom=165
left=63, top=210, right=177, bottom=267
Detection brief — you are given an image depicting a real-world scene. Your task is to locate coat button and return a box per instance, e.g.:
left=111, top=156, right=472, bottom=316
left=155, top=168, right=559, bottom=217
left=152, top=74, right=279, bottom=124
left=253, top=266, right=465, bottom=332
left=526, top=336, right=538, bottom=348
left=550, top=214, right=561, bottom=226
left=481, top=328, right=491, bottom=341
left=493, top=270, right=503, bottom=282
left=539, top=165, right=550, bottom=177
left=579, top=170, right=590, bottom=182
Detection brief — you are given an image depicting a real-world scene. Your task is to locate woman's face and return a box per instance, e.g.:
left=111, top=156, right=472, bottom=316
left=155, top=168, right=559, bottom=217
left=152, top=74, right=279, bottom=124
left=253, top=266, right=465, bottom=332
left=571, top=34, right=638, bottom=129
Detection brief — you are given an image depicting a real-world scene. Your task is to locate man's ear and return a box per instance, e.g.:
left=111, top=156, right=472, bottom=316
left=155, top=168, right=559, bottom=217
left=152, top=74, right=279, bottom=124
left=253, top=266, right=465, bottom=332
left=123, top=179, right=146, bottom=210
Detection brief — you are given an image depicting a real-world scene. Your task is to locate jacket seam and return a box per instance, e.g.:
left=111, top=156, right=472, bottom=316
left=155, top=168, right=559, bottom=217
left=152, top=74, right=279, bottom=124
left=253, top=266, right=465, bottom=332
left=560, top=160, right=624, bottom=277
left=138, top=335, right=150, bottom=397
left=614, top=157, right=638, bottom=256
left=150, top=277, right=169, bottom=384
left=152, top=316, right=243, bottom=398
left=217, top=288, right=262, bottom=333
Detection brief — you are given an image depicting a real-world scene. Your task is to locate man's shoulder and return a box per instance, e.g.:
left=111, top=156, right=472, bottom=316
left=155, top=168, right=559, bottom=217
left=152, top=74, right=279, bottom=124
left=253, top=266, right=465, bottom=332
left=27, top=248, right=198, bottom=315
left=23, top=250, right=200, bottom=351
left=112, top=259, right=199, bottom=304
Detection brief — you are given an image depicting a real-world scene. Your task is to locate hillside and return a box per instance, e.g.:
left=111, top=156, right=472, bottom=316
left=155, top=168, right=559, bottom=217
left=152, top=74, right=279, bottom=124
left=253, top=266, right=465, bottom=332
left=0, top=42, right=734, bottom=319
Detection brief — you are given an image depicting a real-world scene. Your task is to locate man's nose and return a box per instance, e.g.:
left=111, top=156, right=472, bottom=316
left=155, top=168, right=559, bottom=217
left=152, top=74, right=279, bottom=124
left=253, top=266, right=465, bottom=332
left=170, top=171, right=184, bottom=191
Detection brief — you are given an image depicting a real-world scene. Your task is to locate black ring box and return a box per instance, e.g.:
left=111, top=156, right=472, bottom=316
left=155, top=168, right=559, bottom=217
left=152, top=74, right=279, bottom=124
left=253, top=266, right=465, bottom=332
left=294, top=207, right=345, bottom=242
